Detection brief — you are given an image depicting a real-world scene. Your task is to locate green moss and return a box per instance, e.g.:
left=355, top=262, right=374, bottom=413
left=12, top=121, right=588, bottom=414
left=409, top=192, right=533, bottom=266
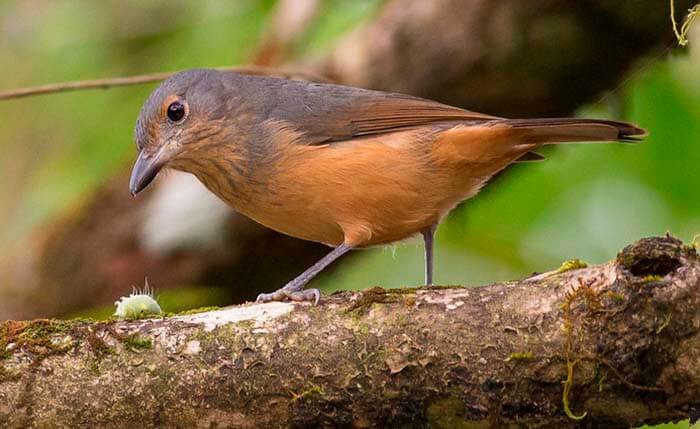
left=605, top=292, right=626, bottom=303
left=291, top=385, right=325, bottom=402
left=0, top=324, right=10, bottom=359
left=0, top=364, right=20, bottom=383
left=0, top=319, right=82, bottom=363
left=555, top=259, right=588, bottom=274
left=16, top=319, right=74, bottom=340
left=504, top=352, right=535, bottom=362
left=171, top=306, right=221, bottom=316
left=656, top=313, right=672, bottom=334
left=597, top=373, right=607, bottom=393
left=121, top=333, right=153, bottom=351
left=562, top=359, right=587, bottom=421
left=643, top=274, right=663, bottom=282
left=357, top=323, right=370, bottom=336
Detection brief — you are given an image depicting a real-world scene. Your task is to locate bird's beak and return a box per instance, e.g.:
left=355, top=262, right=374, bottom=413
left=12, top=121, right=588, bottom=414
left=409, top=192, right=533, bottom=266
left=129, top=148, right=167, bottom=196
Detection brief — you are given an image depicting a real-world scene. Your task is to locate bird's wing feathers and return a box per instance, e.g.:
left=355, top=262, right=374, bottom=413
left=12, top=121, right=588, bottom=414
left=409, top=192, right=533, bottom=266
left=266, top=81, right=500, bottom=145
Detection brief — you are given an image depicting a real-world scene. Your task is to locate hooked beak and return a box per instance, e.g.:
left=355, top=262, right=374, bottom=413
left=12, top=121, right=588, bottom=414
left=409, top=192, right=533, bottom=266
left=129, top=148, right=167, bottom=196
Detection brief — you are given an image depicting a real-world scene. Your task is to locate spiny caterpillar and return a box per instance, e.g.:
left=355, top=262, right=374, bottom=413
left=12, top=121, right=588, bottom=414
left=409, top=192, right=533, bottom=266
left=114, top=279, right=163, bottom=319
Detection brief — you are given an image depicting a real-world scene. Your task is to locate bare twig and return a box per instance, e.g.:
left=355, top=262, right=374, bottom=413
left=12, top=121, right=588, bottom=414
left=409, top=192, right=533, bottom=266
left=671, top=0, right=700, bottom=46
left=0, top=65, right=330, bottom=101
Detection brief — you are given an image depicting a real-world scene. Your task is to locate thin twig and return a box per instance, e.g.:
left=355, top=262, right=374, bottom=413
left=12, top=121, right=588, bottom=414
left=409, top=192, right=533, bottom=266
left=0, top=65, right=330, bottom=101
left=671, top=0, right=700, bottom=47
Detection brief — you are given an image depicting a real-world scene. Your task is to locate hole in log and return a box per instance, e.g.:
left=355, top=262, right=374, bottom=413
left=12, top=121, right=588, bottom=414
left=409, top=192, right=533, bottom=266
left=617, top=236, right=683, bottom=277
left=626, top=255, right=681, bottom=277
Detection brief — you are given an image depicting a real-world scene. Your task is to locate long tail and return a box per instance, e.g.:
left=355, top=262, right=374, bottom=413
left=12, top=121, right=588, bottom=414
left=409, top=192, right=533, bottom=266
left=501, top=118, right=647, bottom=144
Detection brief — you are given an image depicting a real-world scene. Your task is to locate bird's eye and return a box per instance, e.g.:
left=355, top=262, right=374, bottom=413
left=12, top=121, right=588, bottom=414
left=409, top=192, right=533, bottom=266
left=167, top=101, right=186, bottom=122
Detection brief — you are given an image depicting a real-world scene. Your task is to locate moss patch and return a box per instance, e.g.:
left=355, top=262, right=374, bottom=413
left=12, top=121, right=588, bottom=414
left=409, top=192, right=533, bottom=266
left=121, top=334, right=153, bottom=351
left=504, top=352, right=535, bottom=362
left=555, top=259, right=588, bottom=274
left=0, top=319, right=84, bottom=364
left=172, top=306, right=221, bottom=316
left=291, top=385, right=325, bottom=402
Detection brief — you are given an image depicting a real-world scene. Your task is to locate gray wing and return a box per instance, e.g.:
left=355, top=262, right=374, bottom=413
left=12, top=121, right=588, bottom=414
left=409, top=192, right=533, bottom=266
left=241, top=75, right=501, bottom=145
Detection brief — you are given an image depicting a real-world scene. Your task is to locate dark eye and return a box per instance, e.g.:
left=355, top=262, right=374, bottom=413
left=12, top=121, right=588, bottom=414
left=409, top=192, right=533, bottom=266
left=167, top=101, right=186, bottom=122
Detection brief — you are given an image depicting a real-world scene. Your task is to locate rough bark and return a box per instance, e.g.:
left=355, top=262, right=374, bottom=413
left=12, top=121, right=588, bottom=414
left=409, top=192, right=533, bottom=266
left=1, top=236, right=699, bottom=428
left=0, top=0, right=691, bottom=319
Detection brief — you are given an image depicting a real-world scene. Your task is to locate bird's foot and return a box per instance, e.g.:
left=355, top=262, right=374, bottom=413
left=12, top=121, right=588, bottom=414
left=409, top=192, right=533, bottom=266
left=256, top=287, right=320, bottom=305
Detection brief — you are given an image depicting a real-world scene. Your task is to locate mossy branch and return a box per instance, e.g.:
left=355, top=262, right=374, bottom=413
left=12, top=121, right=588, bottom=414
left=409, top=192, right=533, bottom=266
left=1, top=236, right=699, bottom=428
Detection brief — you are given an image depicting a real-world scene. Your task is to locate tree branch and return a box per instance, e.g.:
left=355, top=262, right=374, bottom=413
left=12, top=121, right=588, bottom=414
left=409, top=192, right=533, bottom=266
left=0, top=66, right=329, bottom=101
left=1, top=236, right=699, bottom=428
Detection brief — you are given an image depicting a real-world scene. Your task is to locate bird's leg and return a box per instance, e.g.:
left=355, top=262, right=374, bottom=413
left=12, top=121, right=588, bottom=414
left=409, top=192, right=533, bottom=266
left=256, top=243, right=353, bottom=304
left=421, top=224, right=437, bottom=285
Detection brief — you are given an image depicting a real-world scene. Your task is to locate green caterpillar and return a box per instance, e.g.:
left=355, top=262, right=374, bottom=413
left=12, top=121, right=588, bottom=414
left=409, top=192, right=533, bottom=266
left=114, top=279, right=162, bottom=319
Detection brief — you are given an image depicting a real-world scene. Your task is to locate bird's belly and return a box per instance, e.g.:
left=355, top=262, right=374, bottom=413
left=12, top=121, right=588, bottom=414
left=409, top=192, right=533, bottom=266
left=237, top=201, right=346, bottom=246
left=246, top=135, right=485, bottom=247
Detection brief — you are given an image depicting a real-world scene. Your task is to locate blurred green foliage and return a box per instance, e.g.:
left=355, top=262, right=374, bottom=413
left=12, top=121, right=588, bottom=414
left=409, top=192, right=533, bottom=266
left=319, top=55, right=700, bottom=292
left=2, top=0, right=699, bottom=297
left=2, top=2, right=698, bottom=295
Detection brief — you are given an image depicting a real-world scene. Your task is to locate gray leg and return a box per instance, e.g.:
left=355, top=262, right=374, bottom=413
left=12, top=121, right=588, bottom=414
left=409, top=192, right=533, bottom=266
left=421, top=225, right=437, bottom=285
left=256, top=243, right=352, bottom=304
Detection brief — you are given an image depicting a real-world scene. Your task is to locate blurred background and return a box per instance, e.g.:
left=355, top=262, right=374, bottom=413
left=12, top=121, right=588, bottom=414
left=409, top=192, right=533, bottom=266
left=0, top=1, right=698, bottom=322
left=0, top=1, right=698, bottom=426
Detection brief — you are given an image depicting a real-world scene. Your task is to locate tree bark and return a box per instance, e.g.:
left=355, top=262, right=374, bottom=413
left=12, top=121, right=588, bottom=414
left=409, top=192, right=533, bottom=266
left=1, top=236, right=699, bottom=428
left=1, top=0, right=691, bottom=319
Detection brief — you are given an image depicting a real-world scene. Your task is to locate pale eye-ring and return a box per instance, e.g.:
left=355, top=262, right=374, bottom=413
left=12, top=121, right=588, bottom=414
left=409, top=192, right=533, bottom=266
left=167, top=101, right=186, bottom=122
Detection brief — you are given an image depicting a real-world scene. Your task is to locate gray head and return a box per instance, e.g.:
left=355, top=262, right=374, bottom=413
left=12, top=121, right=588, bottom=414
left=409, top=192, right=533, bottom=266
left=129, top=68, right=237, bottom=195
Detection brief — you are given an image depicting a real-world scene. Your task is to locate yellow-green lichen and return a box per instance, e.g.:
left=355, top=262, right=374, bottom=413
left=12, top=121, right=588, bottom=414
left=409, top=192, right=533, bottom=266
left=555, top=259, right=588, bottom=274
left=643, top=274, right=663, bottom=282
left=656, top=313, right=672, bottom=334
left=172, top=306, right=221, bottom=316
left=604, top=291, right=625, bottom=303
left=504, top=352, right=535, bottom=362
left=121, top=333, right=153, bottom=351
left=291, top=385, right=325, bottom=402
left=597, top=372, right=607, bottom=393
left=562, top=359, right=587, bottom=420
left=0, top=364, right=20, bottom=383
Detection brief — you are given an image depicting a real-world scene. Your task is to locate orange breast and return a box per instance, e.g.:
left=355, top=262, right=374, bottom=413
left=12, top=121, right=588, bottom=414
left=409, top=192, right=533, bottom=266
left=237, top=123, right=530, bottom=247
left=190, top=122, right=534, bottom=248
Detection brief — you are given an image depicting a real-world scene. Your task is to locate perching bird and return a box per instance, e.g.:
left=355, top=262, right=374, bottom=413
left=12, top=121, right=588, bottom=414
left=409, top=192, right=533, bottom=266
left=130, top=69, right=645, bottom=304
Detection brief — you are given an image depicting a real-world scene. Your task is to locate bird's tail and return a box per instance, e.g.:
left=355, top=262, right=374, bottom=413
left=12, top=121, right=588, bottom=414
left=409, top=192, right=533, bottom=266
left=501, top=118, right=647, bottom=144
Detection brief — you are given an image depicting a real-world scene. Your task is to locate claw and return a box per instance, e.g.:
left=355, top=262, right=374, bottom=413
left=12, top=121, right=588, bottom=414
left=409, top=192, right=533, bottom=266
left=256, top=290, right=285, bottom=303
left=256, top=288, right=321, bottom=305
left=284, top=288, right=320, bottom=305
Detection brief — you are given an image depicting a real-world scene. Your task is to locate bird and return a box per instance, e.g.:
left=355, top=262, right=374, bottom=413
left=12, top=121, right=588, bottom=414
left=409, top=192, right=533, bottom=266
left=130, top=69, right=646, bottom=304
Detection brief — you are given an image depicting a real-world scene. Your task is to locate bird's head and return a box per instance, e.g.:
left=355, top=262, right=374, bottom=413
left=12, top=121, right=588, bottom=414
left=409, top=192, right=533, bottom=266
left=129, top=69, right=233, bottom=196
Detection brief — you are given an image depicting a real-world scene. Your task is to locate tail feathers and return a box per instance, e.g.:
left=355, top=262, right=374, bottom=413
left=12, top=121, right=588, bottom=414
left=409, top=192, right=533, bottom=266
left=500, top=118, right=647, bottom=144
